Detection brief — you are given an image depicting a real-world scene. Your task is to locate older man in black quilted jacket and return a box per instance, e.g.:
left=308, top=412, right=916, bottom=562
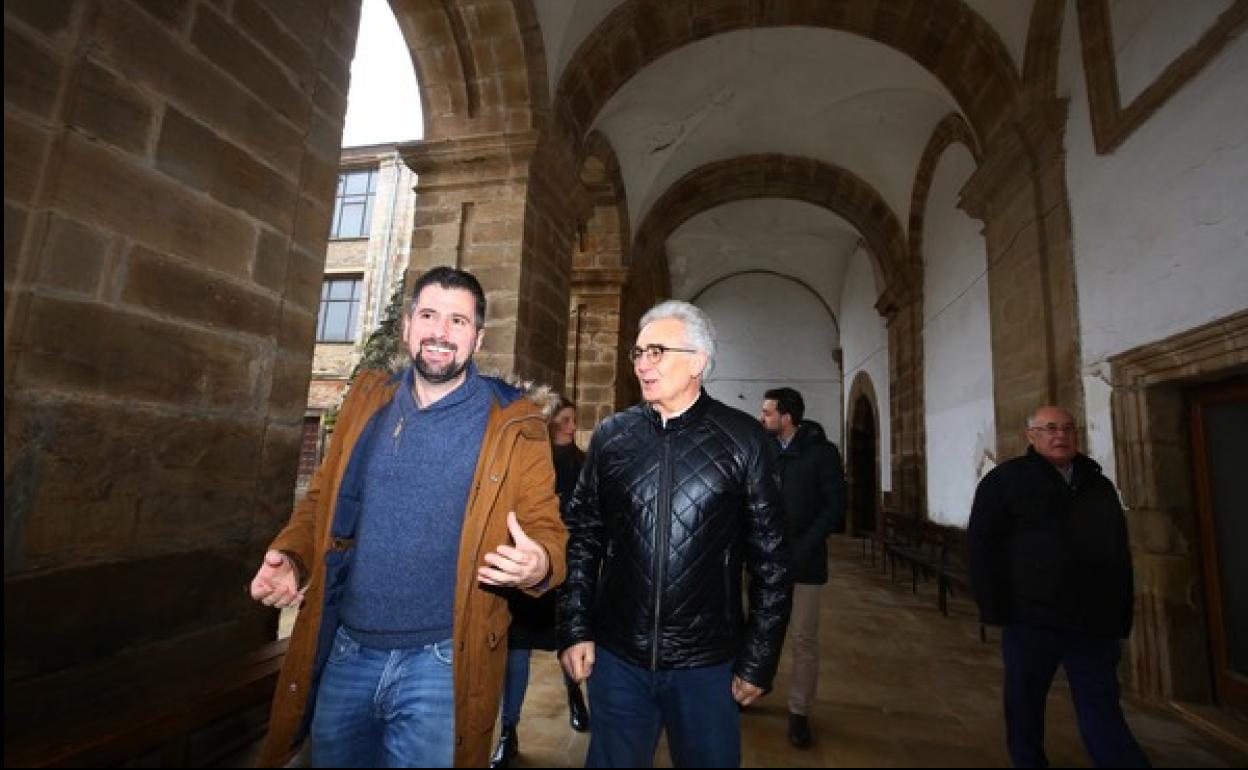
left=557, top=300, right=791, bottom=768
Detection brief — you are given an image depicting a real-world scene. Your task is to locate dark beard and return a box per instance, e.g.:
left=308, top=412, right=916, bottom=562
left=412, top=341, right=472, bottom=384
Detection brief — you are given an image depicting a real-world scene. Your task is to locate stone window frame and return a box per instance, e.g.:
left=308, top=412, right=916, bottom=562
left=316, top=274, right=365, bottom=344
left=330, top=166, right=379, bottom=240
left=1109, top=309, right=1248, bottom=700
left=1076, top=0, right=1247, bottom=155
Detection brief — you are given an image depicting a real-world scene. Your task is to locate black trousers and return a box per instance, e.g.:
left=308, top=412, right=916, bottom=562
left=1002, top=624, right=1149, bottom=768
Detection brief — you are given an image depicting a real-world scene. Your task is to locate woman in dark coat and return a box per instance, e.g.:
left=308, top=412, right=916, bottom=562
left=490, top=398, right=589, bottom=768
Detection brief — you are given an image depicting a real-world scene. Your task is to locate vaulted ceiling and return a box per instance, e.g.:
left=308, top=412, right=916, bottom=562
left=528, top=0, right=1032, bottom=315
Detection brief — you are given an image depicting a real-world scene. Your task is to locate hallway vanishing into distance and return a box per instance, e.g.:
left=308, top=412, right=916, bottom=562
left=6, top=1, right=1246, bottom=764
left=488, top=537, right=1247, bottom=768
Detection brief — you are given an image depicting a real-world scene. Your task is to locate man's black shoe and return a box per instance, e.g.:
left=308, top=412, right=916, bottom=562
left=490, top=722, right=518, bottom=768
left=787, top=712, right=812, bottom=749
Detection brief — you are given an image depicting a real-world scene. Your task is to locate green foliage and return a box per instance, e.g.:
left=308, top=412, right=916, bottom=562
left=351, top=278, right=407, bottom=380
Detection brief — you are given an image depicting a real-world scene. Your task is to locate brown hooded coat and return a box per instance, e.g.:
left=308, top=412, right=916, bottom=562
left=256, top=369, right=567, bottom=767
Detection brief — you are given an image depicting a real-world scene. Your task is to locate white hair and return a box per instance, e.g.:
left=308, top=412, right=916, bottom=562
left=639, top=300, right=717, bottom=377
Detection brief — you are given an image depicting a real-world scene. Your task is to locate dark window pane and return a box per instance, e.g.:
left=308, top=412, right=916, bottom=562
left=331, top=169, right=377, bottom=239
left=321, top=302, right=350, bottom=341
left=317, top=276, right=363, bottom=342
left=339, top=202, right=367, bottom=238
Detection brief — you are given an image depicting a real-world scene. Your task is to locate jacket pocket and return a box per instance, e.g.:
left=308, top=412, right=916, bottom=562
left=327, top=626, right=361, bottom=665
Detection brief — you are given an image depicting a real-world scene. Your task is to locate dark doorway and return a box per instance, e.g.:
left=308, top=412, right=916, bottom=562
left=1189, top=375, right=1248, bottom=713
left=848, top=393, right=878, bottom=537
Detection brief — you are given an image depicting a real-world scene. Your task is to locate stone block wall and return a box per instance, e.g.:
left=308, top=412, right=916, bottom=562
left=4, top=0, right=359, bottom=687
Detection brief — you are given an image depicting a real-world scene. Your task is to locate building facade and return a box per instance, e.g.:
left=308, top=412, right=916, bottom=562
left=296, top=144, right=417, bottom=493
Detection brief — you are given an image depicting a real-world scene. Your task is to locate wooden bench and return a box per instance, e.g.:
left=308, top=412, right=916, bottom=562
left=862, top=511, right=920, bottom=571
left=885, top=518, right=943, bottom=589
left=870, top=518, right=986, bottom=642
left=4, top=638, right=287, bottom=767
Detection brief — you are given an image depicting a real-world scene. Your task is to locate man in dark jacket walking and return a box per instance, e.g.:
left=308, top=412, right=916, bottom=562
left=968, top=406, right=1148, bottom=768
left=760, top=387, right=844, bottom=749
left=558, top=300, right=791, bottom=768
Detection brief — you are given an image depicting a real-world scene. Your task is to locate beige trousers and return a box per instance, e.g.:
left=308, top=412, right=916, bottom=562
left=787, top=582, right=822, bottom=716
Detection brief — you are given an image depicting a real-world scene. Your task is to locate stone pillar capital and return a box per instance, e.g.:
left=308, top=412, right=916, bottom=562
left=571, top=267, right=629, bottom=296
left=399, top=132, right=540, bottom=190
left=875, top=281, right=918, bottom=321
left=961, top=96, right=1068, bottom=220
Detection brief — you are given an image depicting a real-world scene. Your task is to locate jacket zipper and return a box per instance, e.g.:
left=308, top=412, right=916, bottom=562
left=652, top=432, right=672, bottom=670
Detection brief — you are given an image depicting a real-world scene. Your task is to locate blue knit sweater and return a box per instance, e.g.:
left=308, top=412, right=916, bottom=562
left=338, top=364, right=492, bottom=648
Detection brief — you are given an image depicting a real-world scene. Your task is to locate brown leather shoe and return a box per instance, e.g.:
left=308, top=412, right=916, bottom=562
left=787, top=712, right=812, bottom=749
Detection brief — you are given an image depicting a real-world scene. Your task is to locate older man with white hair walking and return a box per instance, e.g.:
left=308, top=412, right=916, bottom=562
left=558, top=300, right=791, bottom=768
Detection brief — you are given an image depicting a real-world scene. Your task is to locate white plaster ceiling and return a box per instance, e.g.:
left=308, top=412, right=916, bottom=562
left=591, top=28, right=958, bottom=234
left=527, top=2, right=1033, bottom=312
left=533, top=0, right=621, bottom=94
left=532, top=1, right=1032, bottom=97
left=666, top=199, right=859, bottom=320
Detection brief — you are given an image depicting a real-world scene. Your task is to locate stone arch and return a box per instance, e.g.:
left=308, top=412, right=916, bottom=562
left=575, top=130, right=630, bottom=268
left=907, top=113, right=980, bottom=272
left=631, top=154, right=928, bottom=515
left=689, top=269, right=840, bottom=338
left=1021, top=0, right=1066, bottom=95
left=846, top=370, right=883, bottom=536
left=552, top=0, right=1022, bottom=149
left=389, top=0, right=549, bottom=138
left=631, top=154, right=909, bottom=296
left=565, top=131, right=636, bottom=432
left=899, top=114, right=981, bottom=500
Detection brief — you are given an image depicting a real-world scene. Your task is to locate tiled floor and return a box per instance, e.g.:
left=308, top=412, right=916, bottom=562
left=497, top=536, right=1248, bottom=768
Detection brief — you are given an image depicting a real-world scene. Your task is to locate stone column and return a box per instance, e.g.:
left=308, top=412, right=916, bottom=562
left=962, top=96, right=1081, bottom=459
left=878, top=283, right=926, bottom=519
left=566, top=268, right=630, bottom=437
left=3, top=0, right=359, bottom=704
left=401, top=133, right=585, bottom=386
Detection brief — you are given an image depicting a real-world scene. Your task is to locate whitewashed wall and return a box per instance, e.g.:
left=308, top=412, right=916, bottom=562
left=695, top=273, right=843, bottom=448
left=922, top=145, right=995, bottom=527
left=839, top=245, right=892, bottom=490
left=1059, top=0, right=1248, bottom=479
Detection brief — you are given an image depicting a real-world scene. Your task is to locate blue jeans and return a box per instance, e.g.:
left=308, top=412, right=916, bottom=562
left=501, top=647, right=531, bottom=727
left=502, top=647, right=580, bottom=727
left=1002, top=624, right=1149, bottom=768
left=310, top=626, right=455, bottom=768
left=586, top=647, right=740, bottom=768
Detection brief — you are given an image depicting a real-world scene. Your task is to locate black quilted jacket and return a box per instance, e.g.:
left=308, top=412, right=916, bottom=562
left=556, top=392, right=792, bottom=690
left=968, top=448, right=1134, bottom=638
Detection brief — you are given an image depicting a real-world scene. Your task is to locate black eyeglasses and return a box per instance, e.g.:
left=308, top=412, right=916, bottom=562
left=1028, top=423, right=1077, bottom=436
left=628, top=344, right=698, bottom=365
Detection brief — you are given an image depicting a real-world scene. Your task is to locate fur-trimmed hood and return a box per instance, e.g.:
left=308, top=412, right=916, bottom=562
left=377, top=353, right=563, bottom=419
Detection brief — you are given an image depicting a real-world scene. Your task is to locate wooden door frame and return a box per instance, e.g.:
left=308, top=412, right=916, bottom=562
left=1188, top=376, right=1248, bottom=710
